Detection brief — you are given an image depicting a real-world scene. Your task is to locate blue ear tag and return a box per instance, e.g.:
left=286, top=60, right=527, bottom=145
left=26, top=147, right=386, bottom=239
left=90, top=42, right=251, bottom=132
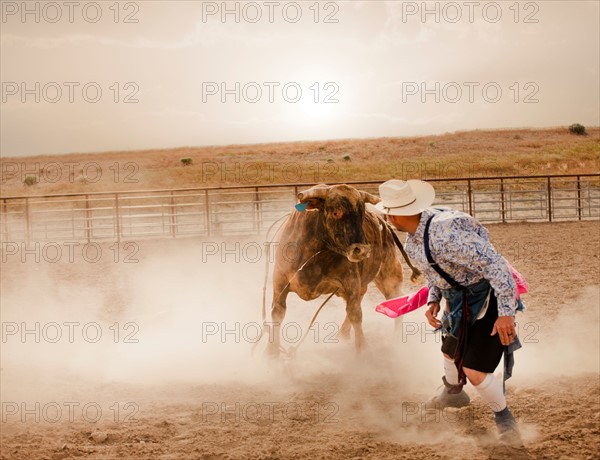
left=295, top=201, right=309, bottom=212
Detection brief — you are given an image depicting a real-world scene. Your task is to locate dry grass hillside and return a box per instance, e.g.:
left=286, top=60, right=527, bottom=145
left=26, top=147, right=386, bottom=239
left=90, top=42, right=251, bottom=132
left=1, top=126, right=598, bottom=197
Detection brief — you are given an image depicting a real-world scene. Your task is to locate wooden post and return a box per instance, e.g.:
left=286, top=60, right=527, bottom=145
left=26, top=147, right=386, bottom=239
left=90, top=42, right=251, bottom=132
left=467, top=179, right=473, bottom=216
left=1, top=199, right=8, bottom=243
left=205, top=190, right=211, bottom=236
left=25, top=197, right=31, bottom=244
left=114, top=193, right=121, bottom=242
left=170, top=191, right=177, bottom=238
left=576, top=175, right=582, bottom=221
left=547, top=176, right=552, bottom=222
left=254, top=187, right=261, bottom=234
left=500, top=178, right=506, bottom=223
left=85, top=194, right=92, bottom=243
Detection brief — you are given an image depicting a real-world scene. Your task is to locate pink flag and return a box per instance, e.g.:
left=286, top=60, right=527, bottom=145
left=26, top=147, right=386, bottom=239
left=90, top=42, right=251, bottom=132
left=375, top=286, right=430, bottom=318
left=375, top=263, right=528, bottom=319
left=505, top=259, right=529, bottom=297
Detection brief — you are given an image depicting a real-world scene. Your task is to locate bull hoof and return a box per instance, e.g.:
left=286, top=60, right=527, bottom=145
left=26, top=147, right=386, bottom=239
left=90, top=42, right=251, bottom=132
left=338, top=329, right=351, bottom=341
left=355, top=339, right=369, bottom=354
left=338, top=321, right=352, bottom=341
left=265, top=345, right=281, bottom=360
left=355, top=345, right=373, bottom=364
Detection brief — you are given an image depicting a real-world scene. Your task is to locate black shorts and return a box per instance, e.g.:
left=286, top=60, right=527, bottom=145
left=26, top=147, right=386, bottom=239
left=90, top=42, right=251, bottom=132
left=441, top=293, right=505, bottom=374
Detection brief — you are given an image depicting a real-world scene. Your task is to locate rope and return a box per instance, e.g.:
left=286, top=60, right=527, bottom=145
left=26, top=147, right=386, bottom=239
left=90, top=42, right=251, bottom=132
left=286, top=288, right=339, bottom=359
left=376, top=215, right=422, bottom=282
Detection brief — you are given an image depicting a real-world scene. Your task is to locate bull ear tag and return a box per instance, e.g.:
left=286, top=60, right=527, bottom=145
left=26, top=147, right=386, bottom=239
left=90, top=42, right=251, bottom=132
left=295, top=201, right=309, bottom=212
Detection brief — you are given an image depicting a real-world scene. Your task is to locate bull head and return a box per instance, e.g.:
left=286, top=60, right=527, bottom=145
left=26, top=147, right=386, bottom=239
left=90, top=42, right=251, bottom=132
left=297, top=184, right=380, bottom=263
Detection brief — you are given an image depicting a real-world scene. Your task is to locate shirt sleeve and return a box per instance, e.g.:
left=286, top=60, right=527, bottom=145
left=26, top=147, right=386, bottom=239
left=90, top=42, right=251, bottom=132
left=427, top=281, right=442, bottom=304
left=441, top=223, right=518, bottom=316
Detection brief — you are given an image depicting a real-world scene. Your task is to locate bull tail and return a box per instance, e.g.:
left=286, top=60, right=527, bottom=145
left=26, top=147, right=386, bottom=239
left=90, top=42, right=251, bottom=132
left=262, top=212, right=292, bottom=321
left=386, top=221, right=422, bottom=283
left=251, top=212, right=292, bottom=356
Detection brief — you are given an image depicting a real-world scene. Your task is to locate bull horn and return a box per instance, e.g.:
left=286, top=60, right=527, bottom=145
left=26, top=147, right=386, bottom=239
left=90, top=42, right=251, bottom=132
left=297, top=184, right=330, bottom=202
left=359, top=191, right=380, bottom=205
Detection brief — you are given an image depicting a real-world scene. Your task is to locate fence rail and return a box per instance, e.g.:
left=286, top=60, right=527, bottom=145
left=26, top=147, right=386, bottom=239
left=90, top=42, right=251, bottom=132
left=1, top=174, right=598, bottom=244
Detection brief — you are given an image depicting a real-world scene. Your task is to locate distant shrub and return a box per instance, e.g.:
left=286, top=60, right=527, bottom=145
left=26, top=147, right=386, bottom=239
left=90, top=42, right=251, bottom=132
left=23, top=176, right=37, bottom=186
left=513, top=134, right=522, bottom=140
left=428, top=141, right=437, bottom=148
left=180, top=158, right=193, bottom=166
left=569, top=124, right=586, bottom=135
left=342, top=154, right=351, bottom=161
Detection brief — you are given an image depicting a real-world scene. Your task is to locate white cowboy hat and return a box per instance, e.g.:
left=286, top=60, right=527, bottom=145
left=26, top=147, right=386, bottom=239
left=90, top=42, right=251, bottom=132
left=373, top=179, right=435, bottom=216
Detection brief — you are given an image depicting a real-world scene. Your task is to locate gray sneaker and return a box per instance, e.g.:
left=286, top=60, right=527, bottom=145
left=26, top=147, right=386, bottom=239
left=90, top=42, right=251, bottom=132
left=495, top=407, right=523, bottom=446
left=424, top=376, right=471, bottom=410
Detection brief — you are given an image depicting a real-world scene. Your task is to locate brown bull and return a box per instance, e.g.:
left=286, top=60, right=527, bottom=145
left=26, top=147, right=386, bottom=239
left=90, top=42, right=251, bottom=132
left=267, top=183, right=420, bottom=357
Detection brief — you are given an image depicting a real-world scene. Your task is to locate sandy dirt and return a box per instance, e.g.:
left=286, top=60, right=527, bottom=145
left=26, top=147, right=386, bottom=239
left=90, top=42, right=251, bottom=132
left=1, top=220, right=599, bottom=459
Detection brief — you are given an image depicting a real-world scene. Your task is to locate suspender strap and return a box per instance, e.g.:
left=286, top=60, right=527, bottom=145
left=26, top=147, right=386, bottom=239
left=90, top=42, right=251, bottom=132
left=424, top=216, right=462, bottom=289
left=424, top=214, right=469, bottom=386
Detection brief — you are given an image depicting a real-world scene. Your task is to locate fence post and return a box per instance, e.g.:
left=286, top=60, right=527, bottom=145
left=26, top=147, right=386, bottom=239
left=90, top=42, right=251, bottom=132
left=1, top=199, right=8, bottom=243
left=25, top=197, right=31, bottom=244
left=170, top=191, right=177, bottom=238
left=254, top=187, right=261, bottom=234
left=114, top=193, right=121, bottom=242
left=547, top=176, right=552, bottom=222
left=467, top=179, right=473, bottom=216
left=204, top=189, right=211, bottom=237
left=71, top=207, right=76, bottom=240
left=500, top=178, right=506, bottom=223
left=251, top=188, right=256, bottom=233
left=576, top=175, right=582, bottom=221
left=85, top=194, right=92, bottom=243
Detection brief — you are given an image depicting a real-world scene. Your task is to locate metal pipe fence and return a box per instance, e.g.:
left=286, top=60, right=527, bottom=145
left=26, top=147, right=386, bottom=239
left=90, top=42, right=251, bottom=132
left=1, top=174, right=598, bottom=244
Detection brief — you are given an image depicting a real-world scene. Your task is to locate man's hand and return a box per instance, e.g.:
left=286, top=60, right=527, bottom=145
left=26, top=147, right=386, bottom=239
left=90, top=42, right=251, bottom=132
left=425, top=301, right=441, bottom=328
left=491, top=315, right=516, bottom=345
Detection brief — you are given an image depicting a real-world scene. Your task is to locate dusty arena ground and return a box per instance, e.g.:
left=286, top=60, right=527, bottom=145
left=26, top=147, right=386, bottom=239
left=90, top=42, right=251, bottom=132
left=1, top=220, right=599, bottom=459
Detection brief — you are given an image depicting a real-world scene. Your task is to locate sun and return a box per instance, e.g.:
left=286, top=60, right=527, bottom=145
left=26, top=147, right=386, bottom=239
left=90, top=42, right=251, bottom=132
left=301, top=97, right=334, bottom=118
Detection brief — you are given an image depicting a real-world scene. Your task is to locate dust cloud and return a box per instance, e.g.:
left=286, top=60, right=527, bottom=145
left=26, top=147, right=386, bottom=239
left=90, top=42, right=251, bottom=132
left=1, top=238, right=598, bottom=403
left=511, top=285, right=600, bottom=382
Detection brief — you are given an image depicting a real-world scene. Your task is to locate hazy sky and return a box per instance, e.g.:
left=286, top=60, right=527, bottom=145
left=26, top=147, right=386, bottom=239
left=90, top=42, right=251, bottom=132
left=1, top=0, right=599, bottom=157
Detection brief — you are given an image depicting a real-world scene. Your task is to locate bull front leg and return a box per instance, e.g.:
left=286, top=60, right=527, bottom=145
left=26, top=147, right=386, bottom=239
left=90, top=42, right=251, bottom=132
left=346, top=294, right=366, bottom=352
left=267, top=276, right=289, bottom=359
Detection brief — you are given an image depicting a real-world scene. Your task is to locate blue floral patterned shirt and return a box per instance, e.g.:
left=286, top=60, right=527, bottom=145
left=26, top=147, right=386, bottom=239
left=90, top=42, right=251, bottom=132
left=404, top=207, right=518, bottom=317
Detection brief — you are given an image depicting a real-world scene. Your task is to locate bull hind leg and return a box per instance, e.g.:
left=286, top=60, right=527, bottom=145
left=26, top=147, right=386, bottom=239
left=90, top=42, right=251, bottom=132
left=374, top=263, right=405, bottom=332
left=339, top=317, right=351, bottom=340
